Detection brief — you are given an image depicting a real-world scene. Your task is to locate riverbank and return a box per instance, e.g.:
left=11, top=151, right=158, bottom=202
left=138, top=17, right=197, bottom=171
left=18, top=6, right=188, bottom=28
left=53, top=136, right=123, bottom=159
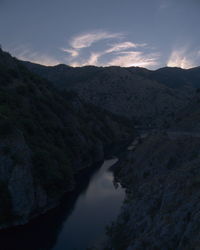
left=0, top=158, right=125, bottom=250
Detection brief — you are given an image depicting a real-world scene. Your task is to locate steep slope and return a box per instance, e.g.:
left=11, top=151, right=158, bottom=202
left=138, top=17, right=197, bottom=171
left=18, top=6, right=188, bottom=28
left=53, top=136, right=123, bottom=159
left=23, top=62, right=195, bottom=126
left=104, top=131, right=200, bottom=250
left=0, top=48, right=132, bottom=229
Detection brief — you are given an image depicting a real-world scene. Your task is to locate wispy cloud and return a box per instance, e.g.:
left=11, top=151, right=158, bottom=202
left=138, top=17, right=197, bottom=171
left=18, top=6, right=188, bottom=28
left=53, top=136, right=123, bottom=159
left=61, top=48, right=79, bottom=57
left=70, top=52, right=103, bottom=67
left=107, top=51, right=159, bottom=67
left=167, top=48, right=197, bottom=69
left=69, top=41, right=147, bottom=66
left=86, top=52, right=102, bottom=65
left=62, top=30, right=123, bottom=59
left=105, top=42, right=146, bottom=54
left=11, top=46, right=59, bottom=66
left=70, top=31, right=123, bottom=49
left=62, top=30, right=160, bottom=68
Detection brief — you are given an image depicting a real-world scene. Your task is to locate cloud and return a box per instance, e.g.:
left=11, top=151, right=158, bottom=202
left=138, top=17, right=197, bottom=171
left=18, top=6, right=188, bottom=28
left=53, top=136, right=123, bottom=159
left=107, top=51, right=159, bottom=68
left=62, top=30, right=124, bottom=61
left=167, top=48, right=196, bottom=69
left=12, top=46, right=59, bottom=66
left=105, top=42, right=146, bottom=54
left=86, top=52, right=102, bottom=65
left=69, top=48, right=159, bottom=68
left=70, top=31, right=123, bottom=49
left=62, top=30, right=160, bottom=68
left=61, top=48, right=79, bottom=57
left=70, top=41, right=147, bottom=67
left=70, top=52, right=103, bottom=67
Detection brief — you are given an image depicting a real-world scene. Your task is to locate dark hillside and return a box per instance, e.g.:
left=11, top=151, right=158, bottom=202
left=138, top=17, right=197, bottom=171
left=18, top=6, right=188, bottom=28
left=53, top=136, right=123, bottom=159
left=0, top=48, right=132, bottom=229
left=23, top=61, right=195, bottom=126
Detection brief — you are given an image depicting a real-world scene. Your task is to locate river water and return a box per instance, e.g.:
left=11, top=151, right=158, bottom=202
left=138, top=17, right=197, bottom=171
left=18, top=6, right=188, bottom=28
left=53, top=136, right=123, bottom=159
left=0, top=158, right=125, bottom=250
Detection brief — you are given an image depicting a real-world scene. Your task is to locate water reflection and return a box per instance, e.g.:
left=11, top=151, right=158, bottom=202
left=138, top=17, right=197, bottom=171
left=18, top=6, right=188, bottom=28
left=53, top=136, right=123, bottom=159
left=0, top=159, right=125, bottom=250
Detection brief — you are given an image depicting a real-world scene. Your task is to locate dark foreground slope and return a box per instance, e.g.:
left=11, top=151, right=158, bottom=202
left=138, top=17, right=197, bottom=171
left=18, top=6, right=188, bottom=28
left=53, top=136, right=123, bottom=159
left=0, top=48, right=132, bottom=229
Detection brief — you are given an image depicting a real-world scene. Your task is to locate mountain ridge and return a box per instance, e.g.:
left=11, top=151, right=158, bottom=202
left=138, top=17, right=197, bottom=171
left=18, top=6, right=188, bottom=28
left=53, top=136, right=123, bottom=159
left=22, top=59, right=200, bottom=127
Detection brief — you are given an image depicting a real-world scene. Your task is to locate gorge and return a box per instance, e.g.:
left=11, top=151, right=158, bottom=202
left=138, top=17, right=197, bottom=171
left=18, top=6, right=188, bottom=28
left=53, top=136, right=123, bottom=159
left=1, top=47, right=200, bottom=249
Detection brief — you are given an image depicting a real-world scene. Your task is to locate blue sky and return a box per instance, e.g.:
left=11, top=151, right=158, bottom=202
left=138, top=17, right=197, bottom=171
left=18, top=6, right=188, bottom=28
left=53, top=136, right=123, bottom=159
left=0, top=0, right=200, bottom=69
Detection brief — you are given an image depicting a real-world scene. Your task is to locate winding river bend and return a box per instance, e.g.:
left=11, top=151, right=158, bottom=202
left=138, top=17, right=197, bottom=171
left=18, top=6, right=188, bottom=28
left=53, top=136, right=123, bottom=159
left=0, top=158, right=125, bottom=250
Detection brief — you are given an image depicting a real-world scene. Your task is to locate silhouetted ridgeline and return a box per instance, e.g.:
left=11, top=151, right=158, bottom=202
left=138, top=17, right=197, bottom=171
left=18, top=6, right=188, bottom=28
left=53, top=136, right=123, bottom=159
left=23, top=61, right=200, bottom=126
left=0, top=48, right=132, bottom=229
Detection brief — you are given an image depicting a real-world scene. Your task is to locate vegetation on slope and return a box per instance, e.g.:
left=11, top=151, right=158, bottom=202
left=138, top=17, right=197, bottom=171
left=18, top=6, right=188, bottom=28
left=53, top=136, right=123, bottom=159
left=0, top=48, right=132, bottom=227
left=23, top=62, right=197, bottom=126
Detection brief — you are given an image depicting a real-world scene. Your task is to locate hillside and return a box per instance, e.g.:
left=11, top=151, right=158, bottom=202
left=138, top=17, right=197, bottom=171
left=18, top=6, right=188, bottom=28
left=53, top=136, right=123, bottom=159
left=169, top=91, right=200, bottom=132
left=23, top=62, right=198, bottom=126
left=103, top=131, right=200, bottom=250
left=0, top=48, right=132, bottom=229
left=100, top=95, right=200, bottom=249
left=128, top=66, right=200, bottom=89
left=1, top=47, right=200, bottom=248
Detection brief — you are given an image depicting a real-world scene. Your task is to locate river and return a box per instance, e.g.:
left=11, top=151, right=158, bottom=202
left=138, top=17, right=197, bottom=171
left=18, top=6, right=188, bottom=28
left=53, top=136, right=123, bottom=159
left=0, top=158, right=125, bottom=250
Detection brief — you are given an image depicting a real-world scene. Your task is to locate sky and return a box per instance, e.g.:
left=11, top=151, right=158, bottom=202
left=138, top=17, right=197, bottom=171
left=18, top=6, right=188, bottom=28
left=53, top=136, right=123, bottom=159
left=0, top=0, right=200, bottom=69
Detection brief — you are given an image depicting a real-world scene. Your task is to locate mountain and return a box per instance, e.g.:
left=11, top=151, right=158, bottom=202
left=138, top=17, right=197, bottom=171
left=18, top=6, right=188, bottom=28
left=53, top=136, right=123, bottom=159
left=23, top=62, right=199, bottom=126
left=0, top=48, right=132, bottom=229
left=23, top=62, right=102, bottom=88
left=24, top=62, right=200, bottom=90
left=127, top=66, right=200, bottom=89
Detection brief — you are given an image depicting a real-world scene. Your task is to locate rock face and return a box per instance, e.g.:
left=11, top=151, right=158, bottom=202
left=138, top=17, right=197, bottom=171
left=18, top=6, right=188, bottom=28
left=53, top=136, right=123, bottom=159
left=0, top=48, right=133, bottom=229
